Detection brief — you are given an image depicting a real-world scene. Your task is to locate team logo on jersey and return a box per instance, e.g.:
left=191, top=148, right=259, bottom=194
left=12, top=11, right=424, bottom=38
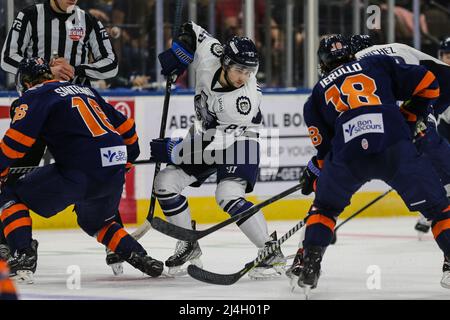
left=343, top=113, right=384, bottom=143
left=100, top=146, right=127, bottom=167
left=69, top=26, right=85, bottom=41
left=236, top=96, right=252, bottom=115
left=210, top=43, right=223, bottom=58
left=12, top=104, right=28, bottom=124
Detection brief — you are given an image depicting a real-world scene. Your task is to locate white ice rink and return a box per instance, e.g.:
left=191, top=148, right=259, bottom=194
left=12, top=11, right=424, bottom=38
left=13, top=217, right=450, bottom=300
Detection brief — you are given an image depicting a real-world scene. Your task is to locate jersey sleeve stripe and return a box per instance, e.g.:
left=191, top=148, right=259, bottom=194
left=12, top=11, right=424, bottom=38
left=415, top=88, right=440, bottom=99
left=412, top=71, right=436, bottom=96
left=115, top=118, right=135, bottom=135
left=0, top=141, right=26, bottom=159
left=5, top=128, right=35, bottom=148
left=399, top=107, right=418, bottom=122
left=123, top=133, right=138, bottom=145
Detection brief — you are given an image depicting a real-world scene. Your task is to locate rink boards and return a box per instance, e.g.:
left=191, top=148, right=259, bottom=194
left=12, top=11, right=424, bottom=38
left=0, top=90, right=418, bottom=229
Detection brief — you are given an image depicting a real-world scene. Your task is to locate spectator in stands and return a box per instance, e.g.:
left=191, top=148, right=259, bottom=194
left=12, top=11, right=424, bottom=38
left=112, top=0, right=155, bottom=82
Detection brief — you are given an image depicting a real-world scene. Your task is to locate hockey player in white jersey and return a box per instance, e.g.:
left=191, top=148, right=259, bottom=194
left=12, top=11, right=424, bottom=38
left=350, top=35, right=450, bottom=288
left=152, top=21, right=286, bottom=278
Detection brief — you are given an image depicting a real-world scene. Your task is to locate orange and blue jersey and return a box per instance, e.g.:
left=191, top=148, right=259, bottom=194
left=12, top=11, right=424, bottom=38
left=0, top=81, right=139, bottom=181
left=304, top=54, right=439, bottom=161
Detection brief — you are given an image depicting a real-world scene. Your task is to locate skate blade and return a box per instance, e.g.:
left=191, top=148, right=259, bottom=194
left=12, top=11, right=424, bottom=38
left=441, top=272, right=450, bottom=289
left=248, top=267, right=283, bottom=280
left=303, top=285, right=312, bottom=300
left=417, top=231, right=426, bottom=241
left=289, top=275, right=299, bottom=292
left=109, top=262, right=124, bottom=276
left=11, top=270, right=34, bottom=284
left=167, top=258, right=203, bottom=277
left=167, top=266, right=188, bottom=277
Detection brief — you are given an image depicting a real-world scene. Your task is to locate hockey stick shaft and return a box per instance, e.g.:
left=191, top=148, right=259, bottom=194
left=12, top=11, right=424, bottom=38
left=151, top=182, right=303, bottom=241
left=187, top=218, right=308, bottom=285
left=131, top=0, right=185, bottom=240
left=7, top=159, right=155, bottom=174
left=334, top=188, right=393, bottom=233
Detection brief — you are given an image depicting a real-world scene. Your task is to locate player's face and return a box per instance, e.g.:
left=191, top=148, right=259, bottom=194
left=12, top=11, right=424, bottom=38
left=441, top=52, right=450, bottom=65
left=55, top=0, right=78, bottom=11
left=226, top=65, right=253, bottom=88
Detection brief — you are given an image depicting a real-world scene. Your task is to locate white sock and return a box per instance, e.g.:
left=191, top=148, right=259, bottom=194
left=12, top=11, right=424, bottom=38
left=167, top=207, right=192, bottom=230
left=238, top=211, right=271, bottom=248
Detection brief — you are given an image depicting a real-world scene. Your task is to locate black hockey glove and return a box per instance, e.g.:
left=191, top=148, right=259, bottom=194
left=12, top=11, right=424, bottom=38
left=150, top=137, right=183, bottom=164
left=158, top=40, right=194, bottom=77
left=300, top=156, right=321, bottom=195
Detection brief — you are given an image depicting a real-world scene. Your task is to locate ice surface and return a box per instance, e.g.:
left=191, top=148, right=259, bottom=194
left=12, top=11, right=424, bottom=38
left=14, top=217, right=449, bottom=300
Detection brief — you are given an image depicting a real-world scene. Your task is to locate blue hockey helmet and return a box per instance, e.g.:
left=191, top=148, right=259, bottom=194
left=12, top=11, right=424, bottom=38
left=438, top=37, right=450, bottom=59
left=317, top=34, right=354, bottom=76
left=221, top=36, right=259, bottom=73
left=15, top=57, right=52, bottom=95
left=349, top=34, right=373, bottom=55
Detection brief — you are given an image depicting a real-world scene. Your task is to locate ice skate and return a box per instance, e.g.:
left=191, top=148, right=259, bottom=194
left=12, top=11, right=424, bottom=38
left=8, top=239, right=38, bottom=284
left=414, top=216, right=431, bottom=240
left=297, top=246, right=323, bottom=299
left=286, top=248, right=304, bottom=291
left=165, top=240, right=203, bottom=277
left=441, top=255, right=450, bottom=289
left=126, top=252, right=164, bottom=277
left=248, top=232, right=287, bottom=280
left=106, top=248, right=124, bottom=276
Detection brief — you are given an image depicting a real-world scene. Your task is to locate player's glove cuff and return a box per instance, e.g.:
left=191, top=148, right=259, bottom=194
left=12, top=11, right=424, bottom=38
left=171, top=41, right=194, bottom=65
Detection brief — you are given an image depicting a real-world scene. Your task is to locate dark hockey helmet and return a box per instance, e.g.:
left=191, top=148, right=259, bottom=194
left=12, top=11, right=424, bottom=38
left=318, top=34, right=354, bottom=76
left=438, top=37, right=450, bottom=58
left=349, top=34, right=373, bottom=55
left=221, top=36, right=259, bottom=73
left=15, top=57, right=52, bottom=95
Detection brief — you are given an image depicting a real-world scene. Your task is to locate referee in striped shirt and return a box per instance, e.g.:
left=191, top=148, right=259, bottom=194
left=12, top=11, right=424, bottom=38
left=1, top=0, right=118, bottom=85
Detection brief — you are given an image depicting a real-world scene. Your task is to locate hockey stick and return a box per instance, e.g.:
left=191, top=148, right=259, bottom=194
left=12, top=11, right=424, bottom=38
left=151, top=183, right=303, bottom=242
left=6, top=159, right=155, bottom=174
left=187, top=217, right=308, bottom=285
left=131, top=0, right=185, bottom=240
left=330, top=188, right=393, bottom=245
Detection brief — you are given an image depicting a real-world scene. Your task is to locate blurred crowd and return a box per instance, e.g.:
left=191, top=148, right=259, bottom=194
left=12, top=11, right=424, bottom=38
left=0, top=0, right=449, bottom=90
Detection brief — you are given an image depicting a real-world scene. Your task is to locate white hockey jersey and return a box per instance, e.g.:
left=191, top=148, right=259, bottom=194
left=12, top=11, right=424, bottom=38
left=188, top=22, right=262, bottom=150
left=356, top=43, right=450, bottom=117
left=355, top=42, right=447, bottom=66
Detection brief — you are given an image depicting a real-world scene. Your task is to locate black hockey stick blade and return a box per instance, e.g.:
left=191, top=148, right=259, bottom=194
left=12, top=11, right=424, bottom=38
left=187, top=219, right=307, bottom=285
left=151, top=183, right=303, bottom=241
left=186, top=263, right=250, bottom=286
